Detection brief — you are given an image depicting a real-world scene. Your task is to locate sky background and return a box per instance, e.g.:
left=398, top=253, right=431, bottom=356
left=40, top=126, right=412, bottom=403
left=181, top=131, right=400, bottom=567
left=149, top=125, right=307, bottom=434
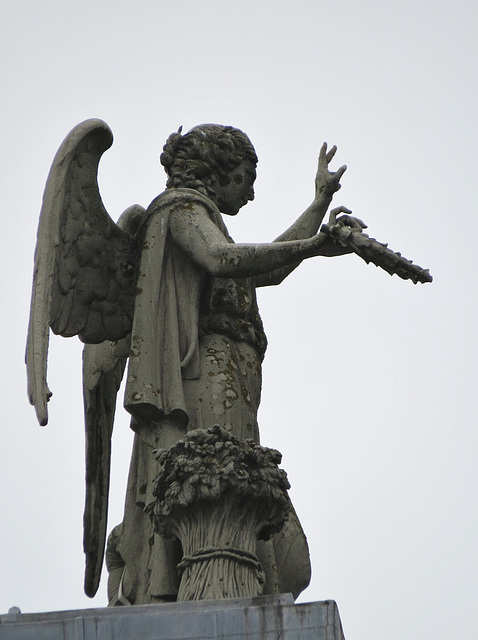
left=1, top=1, right=476, bottom=639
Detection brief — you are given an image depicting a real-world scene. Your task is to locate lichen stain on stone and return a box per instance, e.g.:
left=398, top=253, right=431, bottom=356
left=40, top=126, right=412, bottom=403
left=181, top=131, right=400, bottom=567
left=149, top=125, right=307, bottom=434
left=145, top=383, right=158, bottom=397
left=241, top=384, right=251, bottom=404
left=205, top=347, right=224, bottom=368
left=179, top=202, right=195, bottom=211
left=223, top=386, right=238, bottom=410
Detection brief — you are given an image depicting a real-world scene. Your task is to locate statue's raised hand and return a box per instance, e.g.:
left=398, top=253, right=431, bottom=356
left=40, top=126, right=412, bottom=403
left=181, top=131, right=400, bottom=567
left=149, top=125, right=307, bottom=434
left=315, top=143, right=347, bottom=199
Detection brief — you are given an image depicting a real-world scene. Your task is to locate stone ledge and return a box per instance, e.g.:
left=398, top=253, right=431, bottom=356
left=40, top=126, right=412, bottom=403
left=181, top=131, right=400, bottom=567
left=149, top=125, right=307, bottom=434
left=0, top=594, right=345, bottom=639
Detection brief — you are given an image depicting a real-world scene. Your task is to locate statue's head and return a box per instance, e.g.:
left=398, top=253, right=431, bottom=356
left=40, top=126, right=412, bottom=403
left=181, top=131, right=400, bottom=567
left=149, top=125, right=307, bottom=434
left=160, top=124, right=258, bottom=215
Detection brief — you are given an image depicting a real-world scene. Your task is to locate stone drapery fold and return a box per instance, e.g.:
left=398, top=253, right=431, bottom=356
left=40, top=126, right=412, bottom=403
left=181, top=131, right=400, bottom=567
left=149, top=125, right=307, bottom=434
left=124, top=188, right=230, bottom=425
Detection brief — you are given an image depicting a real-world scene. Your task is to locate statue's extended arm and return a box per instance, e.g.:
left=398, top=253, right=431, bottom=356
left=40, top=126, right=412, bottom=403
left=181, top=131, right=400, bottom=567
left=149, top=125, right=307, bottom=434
left=255, top=143, right=349, bottom=287
left=169, top=204, right=332, bottom=279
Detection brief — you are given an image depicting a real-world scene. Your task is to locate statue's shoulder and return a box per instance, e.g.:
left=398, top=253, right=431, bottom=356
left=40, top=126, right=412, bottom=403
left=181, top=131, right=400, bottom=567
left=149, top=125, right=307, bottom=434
left=145, top=188, right=227, bottom=236
left=147, top=188, right=219, bottom=216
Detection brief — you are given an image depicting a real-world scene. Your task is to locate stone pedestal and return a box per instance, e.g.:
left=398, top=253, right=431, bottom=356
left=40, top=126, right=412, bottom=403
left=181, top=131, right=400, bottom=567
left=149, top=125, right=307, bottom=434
left=0, top=595, right=346, bottom=639
left=147, top=425, right=291, bottom=601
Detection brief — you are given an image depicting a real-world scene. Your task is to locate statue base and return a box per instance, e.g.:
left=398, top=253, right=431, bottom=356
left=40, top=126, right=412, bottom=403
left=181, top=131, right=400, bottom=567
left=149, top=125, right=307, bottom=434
left=147, top=425, right=293, bottom=602
left=0, top=594, right=346, bottom=639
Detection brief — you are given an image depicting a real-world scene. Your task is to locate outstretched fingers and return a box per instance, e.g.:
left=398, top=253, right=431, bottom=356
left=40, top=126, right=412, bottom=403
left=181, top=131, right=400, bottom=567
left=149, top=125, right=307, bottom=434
left=325, top=144, right=337, bottom=164
left=345, top=215, right=367, bottom=229
left=334, top=164, right=347, bottom=180
left=328, top=207, right=367, bottom=229
left=316, top=143, right=347, bottom=198
left=328, top=206, right=352, bottom=224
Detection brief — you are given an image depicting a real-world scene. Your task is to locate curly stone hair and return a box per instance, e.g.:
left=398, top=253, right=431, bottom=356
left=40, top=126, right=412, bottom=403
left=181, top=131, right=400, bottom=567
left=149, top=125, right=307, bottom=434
left=160, top=124, right=258, bottom=198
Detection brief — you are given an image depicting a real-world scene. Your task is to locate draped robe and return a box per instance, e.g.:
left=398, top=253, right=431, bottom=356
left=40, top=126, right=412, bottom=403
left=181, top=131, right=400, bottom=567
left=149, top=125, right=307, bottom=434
left=107, top=188, right=311, bottom=604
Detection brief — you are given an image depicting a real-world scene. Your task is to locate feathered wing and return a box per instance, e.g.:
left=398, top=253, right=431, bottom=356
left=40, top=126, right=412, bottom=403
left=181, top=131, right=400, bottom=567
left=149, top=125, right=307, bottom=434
left=26, top=119, right=141, bottom=426
left=82, top=336, right=130, bottom=597
left=82, top=204, right=149, bottom=598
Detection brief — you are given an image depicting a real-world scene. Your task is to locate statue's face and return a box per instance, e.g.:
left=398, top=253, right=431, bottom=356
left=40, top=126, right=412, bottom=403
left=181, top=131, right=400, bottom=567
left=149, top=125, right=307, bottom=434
left=213, top=162, right=256, bottom=215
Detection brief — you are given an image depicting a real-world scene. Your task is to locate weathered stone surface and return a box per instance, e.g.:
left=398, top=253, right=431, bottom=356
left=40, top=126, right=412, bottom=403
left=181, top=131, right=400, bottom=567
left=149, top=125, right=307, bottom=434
left=147, top=425, right=291, bottom=601
left=26, top=119, right=432, bottom=604
left=0, top=595, right=346, bottom=639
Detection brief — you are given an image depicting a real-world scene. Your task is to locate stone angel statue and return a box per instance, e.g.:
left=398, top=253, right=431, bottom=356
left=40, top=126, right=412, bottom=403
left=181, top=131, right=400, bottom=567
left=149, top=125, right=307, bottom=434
left=26, top=120, right=431, bottom=604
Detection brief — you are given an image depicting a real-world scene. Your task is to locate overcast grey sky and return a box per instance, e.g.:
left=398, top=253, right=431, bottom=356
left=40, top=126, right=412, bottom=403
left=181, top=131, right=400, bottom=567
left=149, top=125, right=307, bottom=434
left=1, top=1, right=476, bottom=639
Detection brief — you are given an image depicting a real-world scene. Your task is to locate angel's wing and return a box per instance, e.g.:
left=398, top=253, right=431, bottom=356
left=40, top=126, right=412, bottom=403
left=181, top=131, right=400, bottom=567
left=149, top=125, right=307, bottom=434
left=82, top=335, right=130, bottom=597
left=26, top=119, right=142, bottom=426
left=82, top=204, right=149, bottom=598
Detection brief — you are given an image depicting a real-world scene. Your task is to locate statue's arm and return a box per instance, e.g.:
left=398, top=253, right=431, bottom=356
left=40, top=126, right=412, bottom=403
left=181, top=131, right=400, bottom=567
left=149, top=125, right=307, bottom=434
left=169, top=204, right=330, bottom=278
left=276, top=143, right=346, bottom=241
left=255, top=143, right=347, bottom=287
